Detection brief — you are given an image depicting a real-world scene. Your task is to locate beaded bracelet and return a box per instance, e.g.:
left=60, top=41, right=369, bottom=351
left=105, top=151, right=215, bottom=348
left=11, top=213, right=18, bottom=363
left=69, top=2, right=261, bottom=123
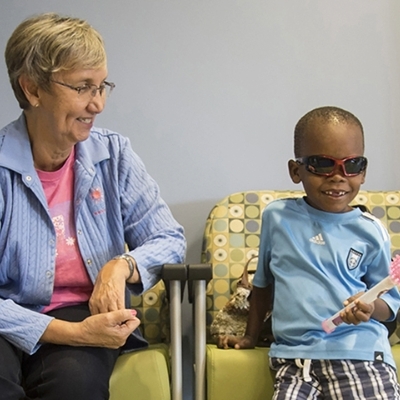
left=113, top=254, right=135, bottom=281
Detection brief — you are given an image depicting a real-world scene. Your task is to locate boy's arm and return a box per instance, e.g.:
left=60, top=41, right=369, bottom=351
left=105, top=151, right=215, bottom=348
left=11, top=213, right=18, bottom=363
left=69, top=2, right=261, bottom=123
left=371, top=298, right=392, bottom=321
left=245, top=285, right=272, bottom=342
left=218, top=285, right=272, bottom=349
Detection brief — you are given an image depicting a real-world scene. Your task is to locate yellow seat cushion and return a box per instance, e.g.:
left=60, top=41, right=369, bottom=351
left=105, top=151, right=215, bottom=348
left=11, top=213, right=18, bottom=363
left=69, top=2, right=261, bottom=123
left=206, top=344, right=273, bottom=400
left=110, top=343, right=171, bottom=400
left=109, top=279, right=172, bottom=399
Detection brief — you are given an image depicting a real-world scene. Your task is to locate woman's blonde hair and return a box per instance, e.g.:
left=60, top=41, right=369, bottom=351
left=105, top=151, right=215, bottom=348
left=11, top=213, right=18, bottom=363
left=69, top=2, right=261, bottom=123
left=5, top=13, right=107, bottom=109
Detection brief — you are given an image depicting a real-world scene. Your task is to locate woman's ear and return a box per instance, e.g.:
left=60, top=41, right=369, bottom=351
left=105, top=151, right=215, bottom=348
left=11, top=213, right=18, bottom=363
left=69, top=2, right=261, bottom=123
left=18, top=74, right=40, bottom=108
left=288, top=159, right=302, bottom=184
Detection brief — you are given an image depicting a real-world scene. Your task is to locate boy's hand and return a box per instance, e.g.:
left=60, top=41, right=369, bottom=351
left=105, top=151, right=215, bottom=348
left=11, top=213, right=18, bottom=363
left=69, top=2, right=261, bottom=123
left=340, top=292, right=375, bottom=325
left=217, top=335, right=256, bottom=350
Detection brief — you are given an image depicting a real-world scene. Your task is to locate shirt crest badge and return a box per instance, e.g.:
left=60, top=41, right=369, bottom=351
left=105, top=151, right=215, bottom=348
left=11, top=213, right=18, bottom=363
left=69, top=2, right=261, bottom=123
left=347, top=248, right=362, bottom=270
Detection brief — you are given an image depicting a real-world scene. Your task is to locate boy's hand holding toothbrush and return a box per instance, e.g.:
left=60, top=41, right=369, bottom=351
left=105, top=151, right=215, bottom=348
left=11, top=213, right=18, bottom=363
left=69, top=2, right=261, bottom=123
left=322, top=255, right=400, bottom=333
left=339, top=292, right=375, bottom=326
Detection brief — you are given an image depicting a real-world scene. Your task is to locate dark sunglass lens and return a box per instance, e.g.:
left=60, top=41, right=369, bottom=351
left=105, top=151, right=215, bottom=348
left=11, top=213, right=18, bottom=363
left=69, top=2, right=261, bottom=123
left=308, top=156, right=335, bottom=174
left=344, top=157, right=365, bottom=174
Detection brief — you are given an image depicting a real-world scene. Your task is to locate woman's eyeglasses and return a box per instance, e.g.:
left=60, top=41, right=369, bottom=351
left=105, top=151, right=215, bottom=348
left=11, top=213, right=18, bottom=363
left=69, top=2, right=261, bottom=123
left=295, top=155, right=368, bottom=177
left=50, top=80, right=115, bottom=99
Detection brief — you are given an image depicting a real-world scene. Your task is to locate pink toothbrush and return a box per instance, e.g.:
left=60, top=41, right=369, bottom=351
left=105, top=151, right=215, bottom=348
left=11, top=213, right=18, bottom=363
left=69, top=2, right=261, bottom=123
left=322, top=255, right=400, bottom=333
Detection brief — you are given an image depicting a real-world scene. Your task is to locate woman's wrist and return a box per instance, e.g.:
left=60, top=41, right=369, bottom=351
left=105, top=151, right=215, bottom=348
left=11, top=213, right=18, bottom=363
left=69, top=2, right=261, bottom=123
left=113, top=254, right=136, bottom=281
left=40, top=319, right=83, bottom=346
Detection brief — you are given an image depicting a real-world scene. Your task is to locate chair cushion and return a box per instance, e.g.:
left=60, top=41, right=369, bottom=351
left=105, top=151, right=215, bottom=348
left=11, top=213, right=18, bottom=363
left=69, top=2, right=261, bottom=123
left=206, top=344, right=273, bottom=400
left=110, top=343, right=171, bottom=400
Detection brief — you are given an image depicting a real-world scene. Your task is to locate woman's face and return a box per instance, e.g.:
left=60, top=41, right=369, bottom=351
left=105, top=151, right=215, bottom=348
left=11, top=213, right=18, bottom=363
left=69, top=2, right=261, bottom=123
left=35, top=67, right=108, bottom=147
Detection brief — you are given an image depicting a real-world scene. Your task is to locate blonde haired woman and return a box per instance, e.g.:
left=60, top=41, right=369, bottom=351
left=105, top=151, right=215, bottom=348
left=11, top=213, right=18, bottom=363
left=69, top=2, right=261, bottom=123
left=0, top=13, right=185, bottom=399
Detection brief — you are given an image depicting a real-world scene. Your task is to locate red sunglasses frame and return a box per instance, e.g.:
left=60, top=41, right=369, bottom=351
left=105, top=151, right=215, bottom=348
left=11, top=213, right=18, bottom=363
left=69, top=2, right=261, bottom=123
left=295, top=155, right=368, bottom=177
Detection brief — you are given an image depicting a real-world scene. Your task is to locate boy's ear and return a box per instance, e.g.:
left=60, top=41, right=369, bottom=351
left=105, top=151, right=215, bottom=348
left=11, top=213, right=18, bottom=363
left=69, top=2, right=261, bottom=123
left=288, top=159, right=302, bottom=184
left=360, top=168, right=366, bottom=184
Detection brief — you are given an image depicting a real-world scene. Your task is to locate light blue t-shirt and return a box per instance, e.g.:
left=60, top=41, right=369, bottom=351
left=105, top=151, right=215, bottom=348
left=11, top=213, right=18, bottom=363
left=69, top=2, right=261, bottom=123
left=253, top=197, right=400, bottom=368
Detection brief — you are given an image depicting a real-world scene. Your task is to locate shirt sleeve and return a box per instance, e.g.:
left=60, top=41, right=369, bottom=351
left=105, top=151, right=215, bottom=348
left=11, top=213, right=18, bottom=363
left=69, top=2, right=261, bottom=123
left=0, top=299, right=53, bottom=354
left=117, top=138, right=186, bottom=294
left=364, top=238, right=400, bottom=321
left=253, top=205, right=273, bottom=288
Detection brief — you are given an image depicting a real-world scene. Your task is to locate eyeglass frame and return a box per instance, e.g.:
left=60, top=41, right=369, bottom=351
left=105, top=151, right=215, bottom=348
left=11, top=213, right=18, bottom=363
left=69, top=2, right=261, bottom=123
left=49, top=79, right=115, bottom=98
left=295, top=154, right=368, bottom=177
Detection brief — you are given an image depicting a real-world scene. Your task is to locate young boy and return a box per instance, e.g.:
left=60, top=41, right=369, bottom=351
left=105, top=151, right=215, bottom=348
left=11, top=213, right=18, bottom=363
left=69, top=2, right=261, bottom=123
left=220, top=106, right=400, bottom=399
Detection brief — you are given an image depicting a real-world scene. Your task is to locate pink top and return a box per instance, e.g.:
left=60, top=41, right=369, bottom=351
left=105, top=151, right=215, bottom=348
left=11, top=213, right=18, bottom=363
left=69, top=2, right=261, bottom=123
left=37, top=149, right=93, bottom=313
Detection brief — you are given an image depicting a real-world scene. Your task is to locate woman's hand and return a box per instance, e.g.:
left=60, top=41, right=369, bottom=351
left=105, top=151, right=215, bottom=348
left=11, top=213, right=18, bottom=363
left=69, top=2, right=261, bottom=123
left=89, top=259, right=130, bottom=315
left=217, top=335, right=256, bottom=350
left=41, top=309, right=140, bottom=348
left=79, top=309, right=140, bottom=348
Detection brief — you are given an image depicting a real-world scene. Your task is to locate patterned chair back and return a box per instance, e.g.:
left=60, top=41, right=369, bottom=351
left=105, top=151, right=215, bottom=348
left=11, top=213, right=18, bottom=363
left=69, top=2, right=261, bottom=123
left=201, top=190, right=400, bottom=342
left=131, top=281, right=170, bottom=344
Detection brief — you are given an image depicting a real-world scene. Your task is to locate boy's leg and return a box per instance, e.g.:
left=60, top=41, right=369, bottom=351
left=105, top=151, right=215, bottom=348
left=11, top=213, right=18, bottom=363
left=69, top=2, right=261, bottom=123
left=316, top=359, right=400, bottom=400
left=270, top=358, right=322, bottom=400
left=0, top=335, right=25, bottom=400
left=22, top=304, right=120, bottom=400
left=271, top=358, right=400, bottom=400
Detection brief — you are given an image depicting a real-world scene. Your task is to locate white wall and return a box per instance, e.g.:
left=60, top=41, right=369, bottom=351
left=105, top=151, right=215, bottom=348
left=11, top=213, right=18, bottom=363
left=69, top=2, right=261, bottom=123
left=1, top=1, right=400, bottom=397
left=2, top=1, right=400, bottom=265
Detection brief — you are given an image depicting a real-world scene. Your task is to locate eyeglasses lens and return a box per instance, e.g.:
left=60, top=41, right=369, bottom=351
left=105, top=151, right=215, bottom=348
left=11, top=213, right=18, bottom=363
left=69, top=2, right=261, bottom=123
left=90, top=85, right=108, bottom=97
left=100, top=85, right=111, bottom=97
left=82, top=83, right=114, bottom=98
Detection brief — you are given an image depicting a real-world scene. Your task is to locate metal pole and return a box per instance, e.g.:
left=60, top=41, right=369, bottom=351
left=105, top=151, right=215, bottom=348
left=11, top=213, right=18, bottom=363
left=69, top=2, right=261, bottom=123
left=194, top=280, right=206, bottom=400
left=170, top=280, right=182, bottom=400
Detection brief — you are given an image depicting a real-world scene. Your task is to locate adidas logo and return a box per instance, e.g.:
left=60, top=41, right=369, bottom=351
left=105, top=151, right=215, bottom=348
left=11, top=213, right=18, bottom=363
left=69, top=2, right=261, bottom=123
left=309, top=233, right=325, bottom=245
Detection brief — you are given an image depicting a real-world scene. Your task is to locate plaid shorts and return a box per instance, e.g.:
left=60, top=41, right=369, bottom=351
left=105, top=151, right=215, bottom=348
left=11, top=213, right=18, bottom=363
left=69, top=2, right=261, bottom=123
left=270, top=357, right=400, bottom=400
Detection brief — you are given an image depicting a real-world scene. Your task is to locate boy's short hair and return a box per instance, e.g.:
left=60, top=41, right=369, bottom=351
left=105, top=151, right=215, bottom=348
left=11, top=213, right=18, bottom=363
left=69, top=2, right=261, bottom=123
left=294, top=106, right=364, bottom=157
left=5, top=13, right=106, bottom=109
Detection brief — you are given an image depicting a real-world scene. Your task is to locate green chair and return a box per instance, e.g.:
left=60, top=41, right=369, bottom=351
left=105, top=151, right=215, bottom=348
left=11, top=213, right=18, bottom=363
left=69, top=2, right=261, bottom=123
left=198, top=190, right=400, bottom=400
left=110, top=264, right=187, bottom=400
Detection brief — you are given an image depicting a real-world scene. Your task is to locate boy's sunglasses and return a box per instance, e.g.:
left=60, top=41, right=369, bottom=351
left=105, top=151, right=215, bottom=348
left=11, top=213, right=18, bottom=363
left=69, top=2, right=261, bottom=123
left=295, top=155, right=368, bottom=177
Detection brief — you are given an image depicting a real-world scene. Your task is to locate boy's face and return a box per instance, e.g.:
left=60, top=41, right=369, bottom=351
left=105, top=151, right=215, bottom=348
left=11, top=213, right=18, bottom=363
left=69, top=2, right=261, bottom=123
left=288, top=120, right=366, bottom=213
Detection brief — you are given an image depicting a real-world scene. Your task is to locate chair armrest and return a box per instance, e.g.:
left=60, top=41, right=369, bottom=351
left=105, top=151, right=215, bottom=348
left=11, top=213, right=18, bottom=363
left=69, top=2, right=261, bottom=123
left=187, top=263, right=212, bottom=304
left=162, top=263, right=187, bottom=302
left=162, top=263, right=187, bottom=281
